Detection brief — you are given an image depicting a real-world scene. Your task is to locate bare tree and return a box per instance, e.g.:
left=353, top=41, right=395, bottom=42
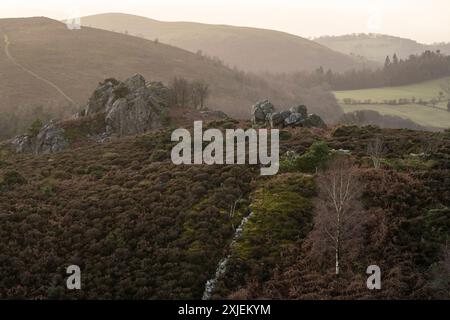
left=191, top=81, right=210, bottom=110
left=169, top=77, right=190, bottom=107
left=310, top=158, right=366, bottom=275
left=367, top=136, right=386, bottom=169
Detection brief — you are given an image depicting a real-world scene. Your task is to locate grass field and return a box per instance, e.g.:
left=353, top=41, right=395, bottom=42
left=335, top=77, right=450, bottom=128
left=342, top=104, right=450, bottom=129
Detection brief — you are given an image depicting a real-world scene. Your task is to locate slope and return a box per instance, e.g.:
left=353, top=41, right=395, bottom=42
left=80, top=13, right=369, bottom=73
left=316, top=33, right=450, bottom=64
left=0, top=16, right=342, bottom=131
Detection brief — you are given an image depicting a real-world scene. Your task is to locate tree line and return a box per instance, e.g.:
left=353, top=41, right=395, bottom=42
left=168, top=77, right=210, bottom=109
left=292, top=50, right=450, bottom=91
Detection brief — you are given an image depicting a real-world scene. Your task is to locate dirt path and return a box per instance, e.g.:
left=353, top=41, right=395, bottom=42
left=3, top=33, right=76, bottom=105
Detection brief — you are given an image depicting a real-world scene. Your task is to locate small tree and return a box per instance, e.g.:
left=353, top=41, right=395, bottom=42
left=169, top=77, right=190, bottom=108
left=191, top=81, right=210, bottom=110
left=367, top=136, right=386, bottom=169
left=310, top=157, right=366, bottom=275
left=28, top=118, right=43, bottom=137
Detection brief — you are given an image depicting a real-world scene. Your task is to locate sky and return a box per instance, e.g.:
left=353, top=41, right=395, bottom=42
left=1, top=0, right=449, bottom=44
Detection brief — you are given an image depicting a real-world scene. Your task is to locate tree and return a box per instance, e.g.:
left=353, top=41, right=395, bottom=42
left=169, top=77, right=190, bottom=107
left=310, top=157, right=366, bottom=275
left=191, top=81, right=210, bottom=110
left=392, top=53, right=399, bottom=65
left=367, top=136, right=386, bottom=169
left=27, top=118, right=43, bottom=137
left=384, top=56, right=391, bottom=69
left=447, top=101, right=450, bottom=112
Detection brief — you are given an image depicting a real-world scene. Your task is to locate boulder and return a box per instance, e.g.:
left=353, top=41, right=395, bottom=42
left=251, top=100, right=274, bottom=125
left=34, top=121, right=68, bottom=154
left=268, top=112, right=285, bottom=128
left=85, top=79, right=117, bottom=116
left=105, top=91, right=164, bottom=136
left=304, top=114, right=326, bottom=128
left=12, top=135, right=33, bottom=153
left=85, top=74, right=166, bottom=137
left=250, top=101, right=326, bottom=129
left=290, top=105, right=307, bottom=118
left=284, top=113, right=305, bottom=127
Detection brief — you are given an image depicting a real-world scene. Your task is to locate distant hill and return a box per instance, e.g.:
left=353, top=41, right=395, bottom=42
left=0, top=16, right=342, bottom=139
left=315, top=33, right=450, bottom=64
left=80, top=13, right=371, bottom=73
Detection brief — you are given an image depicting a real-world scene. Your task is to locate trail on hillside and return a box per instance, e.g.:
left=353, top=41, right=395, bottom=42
left=3, top=33, right=76, bottom=105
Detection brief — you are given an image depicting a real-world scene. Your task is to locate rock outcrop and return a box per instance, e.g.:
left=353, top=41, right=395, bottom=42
left=12, top=74, right=168, bottom=154
left=11, top=121, right=68, bottom=155
left=85, top=74, right=166, bottom=136
left=251, top=100, right=326, bottom=129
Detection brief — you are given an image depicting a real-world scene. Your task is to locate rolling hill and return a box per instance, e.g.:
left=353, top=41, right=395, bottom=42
left=316, top=34, right=450, bottom=64
left=334, top=77, right=450, bottom=129
left=0, top=16, right=342, bottom=139
left=80, top=13, right=371, bottom=73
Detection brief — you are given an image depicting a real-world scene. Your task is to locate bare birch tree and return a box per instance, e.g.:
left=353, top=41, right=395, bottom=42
left=191, top=81, right=210, bottom=110
left=310, top=158, right=366, bottom=275
left=367, top=136, right=386, bottom=169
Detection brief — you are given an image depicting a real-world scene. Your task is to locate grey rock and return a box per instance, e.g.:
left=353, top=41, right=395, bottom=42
left=124, top=73, right=146, bottom=92
left=251, top=100, right=274, bottom=125
left=12, top=135, right=33, bottom=153
left=34, top=121, right=68, bottom=154
left=11, top=121, right=68, bottom=155
left=268, top=112, right=285, bottom=128
left=280, top=110, right=291, bottom=120
left=290, top=105, right=307, bottom=118
left=304, top=114, right=326, bottom=128
left=284, top=112, right=305, bottom=127
left=85, top=74, right=166, bottom=137
left=85, top=79, right=117, bottom=116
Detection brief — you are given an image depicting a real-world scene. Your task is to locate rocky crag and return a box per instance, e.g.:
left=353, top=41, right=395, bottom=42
left=251, top=100, right=326, bottom=129
left=11, top=74, right=168, bottom=154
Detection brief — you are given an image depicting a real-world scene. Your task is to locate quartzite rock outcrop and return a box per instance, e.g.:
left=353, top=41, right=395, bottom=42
left=251, top=100, right=326, bottom=129
left=12, top=74, right=168, bottom=154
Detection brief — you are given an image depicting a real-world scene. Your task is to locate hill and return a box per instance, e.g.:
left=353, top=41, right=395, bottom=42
left=0, top=17, right=342, bottom=140
left=80, top=13, right=371, bottom=73
left=334, top=77, right=450, bottom=129
left=0, top=123, right=448, bottom=299
left=315, top=33, right=450, bottom=64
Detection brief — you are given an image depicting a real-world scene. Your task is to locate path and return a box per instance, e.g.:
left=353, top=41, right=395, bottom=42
left=3, top=33, right=76, bottom=105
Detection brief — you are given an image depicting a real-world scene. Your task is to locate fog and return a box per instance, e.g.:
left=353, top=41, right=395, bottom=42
left=1, top=0, right=449, bottom=44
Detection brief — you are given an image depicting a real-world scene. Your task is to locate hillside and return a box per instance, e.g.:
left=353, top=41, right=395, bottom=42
left=334, top=77, right=450, bottom=129
left=80, top=13, right=371, bottom=73
left=0, top=122, right=449, bottom=299
left=0, top=17, right=343, bottom=140
left=316, top=34, right=450, bottom=64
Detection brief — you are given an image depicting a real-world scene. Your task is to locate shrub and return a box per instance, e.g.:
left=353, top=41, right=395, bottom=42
left=281, top=141, right=331, bottom=173
left=1, top=170, right=27, bottom=187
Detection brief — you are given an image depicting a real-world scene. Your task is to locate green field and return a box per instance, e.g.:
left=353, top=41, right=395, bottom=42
left=334, top=77, right=450, bottom=128
left=342, top=104, right=450, bottom=129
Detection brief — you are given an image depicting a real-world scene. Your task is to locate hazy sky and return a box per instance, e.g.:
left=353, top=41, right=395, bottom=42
left=1, top=0, right=449, bottom=44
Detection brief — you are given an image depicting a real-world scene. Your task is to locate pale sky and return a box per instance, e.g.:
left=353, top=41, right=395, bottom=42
left=1, top=0, right=449, bottom=44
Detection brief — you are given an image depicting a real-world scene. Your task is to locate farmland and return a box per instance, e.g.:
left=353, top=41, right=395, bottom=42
left=335, top=77, right=450, bottom=129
